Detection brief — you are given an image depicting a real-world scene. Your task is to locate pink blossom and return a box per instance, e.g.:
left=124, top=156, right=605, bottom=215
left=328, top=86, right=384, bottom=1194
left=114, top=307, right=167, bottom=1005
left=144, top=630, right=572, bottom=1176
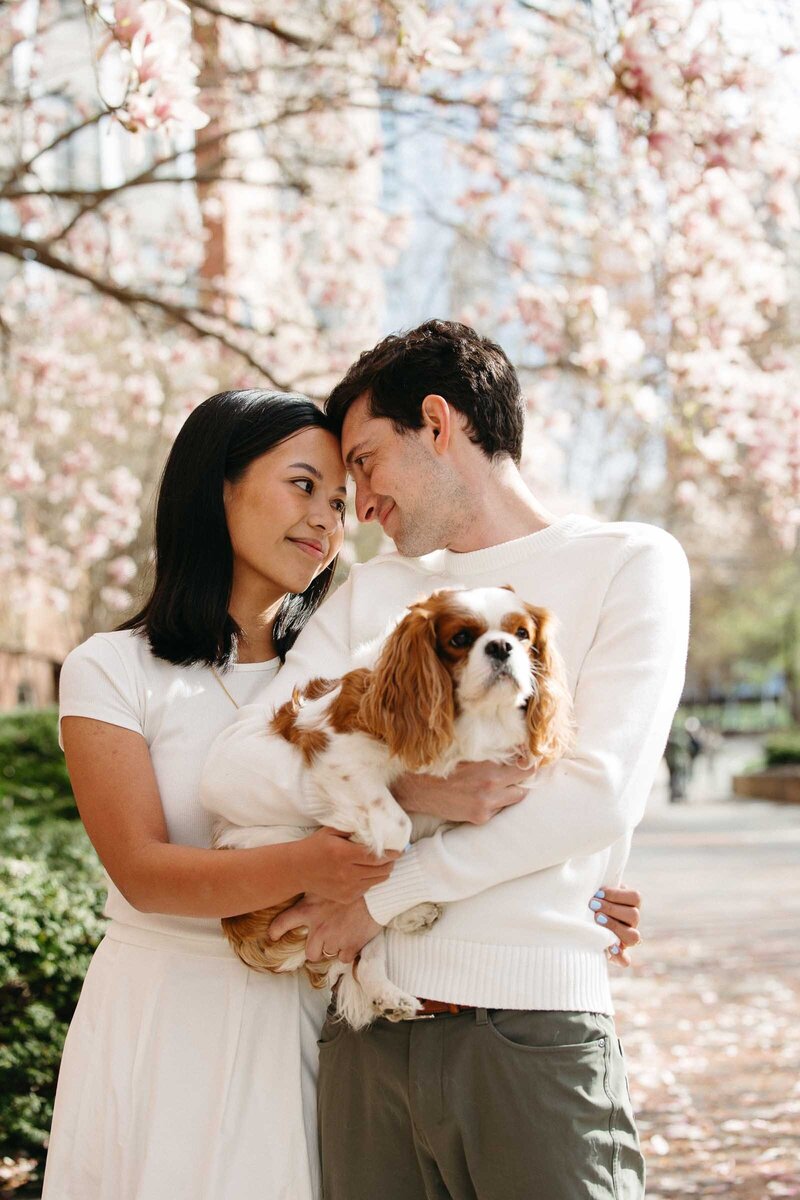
left=100, top=586, right=133, bottom=611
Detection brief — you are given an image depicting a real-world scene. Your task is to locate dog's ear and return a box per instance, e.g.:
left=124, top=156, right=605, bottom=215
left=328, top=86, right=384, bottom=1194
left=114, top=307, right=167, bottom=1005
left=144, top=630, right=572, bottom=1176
left=360, top=604, right=455, bottom=770
left=523, top=604, right=573, bottom=766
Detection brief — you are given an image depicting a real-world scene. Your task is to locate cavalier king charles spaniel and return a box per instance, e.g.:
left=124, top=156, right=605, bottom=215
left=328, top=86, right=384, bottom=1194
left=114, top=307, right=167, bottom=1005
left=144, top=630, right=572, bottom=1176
left=212, top=585, right=572, bottom=1028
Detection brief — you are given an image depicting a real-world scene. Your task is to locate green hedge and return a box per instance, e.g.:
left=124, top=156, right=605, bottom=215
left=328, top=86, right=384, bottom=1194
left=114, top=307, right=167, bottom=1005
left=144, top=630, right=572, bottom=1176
left=0, top=709, right=105, bottom=1191
left=0, top=708, right=76, bottom=821
left=764, top=729, right=800, bottom=766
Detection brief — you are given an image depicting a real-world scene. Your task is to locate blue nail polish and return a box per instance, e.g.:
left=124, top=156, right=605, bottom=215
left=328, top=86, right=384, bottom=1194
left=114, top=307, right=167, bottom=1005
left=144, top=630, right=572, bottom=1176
left=589, top=899, right=602, bottom=911
left=595, top=890, right=605, bottom=899
left=596, top=913, right=608, bottom=925
left=610, top=944, right=620, bottom=954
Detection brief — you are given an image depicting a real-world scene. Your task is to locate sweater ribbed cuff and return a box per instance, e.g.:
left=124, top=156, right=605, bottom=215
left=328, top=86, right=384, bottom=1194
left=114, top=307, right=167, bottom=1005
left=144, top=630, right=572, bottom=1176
left=365, top=846, right=431, bottom=925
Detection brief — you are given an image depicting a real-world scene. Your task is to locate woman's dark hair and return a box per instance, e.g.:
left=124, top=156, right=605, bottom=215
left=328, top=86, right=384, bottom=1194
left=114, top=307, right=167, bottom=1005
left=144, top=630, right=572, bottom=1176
left=326, top=319, right=525, bottom=464
left=120, top=389, right=340, bottom=667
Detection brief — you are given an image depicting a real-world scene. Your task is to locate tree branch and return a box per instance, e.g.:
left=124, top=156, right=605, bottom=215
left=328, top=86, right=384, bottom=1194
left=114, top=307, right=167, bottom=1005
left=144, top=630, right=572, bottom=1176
left=0, top=111, right=105, bottom=190
left=183, top=0, right=315, bottom=48
left=0, top=230, right=295, bottom=389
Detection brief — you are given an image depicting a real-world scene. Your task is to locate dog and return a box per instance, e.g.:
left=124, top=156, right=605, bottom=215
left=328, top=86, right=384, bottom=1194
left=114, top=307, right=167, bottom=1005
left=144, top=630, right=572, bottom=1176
left=211, top=585, right=573, bottom=1028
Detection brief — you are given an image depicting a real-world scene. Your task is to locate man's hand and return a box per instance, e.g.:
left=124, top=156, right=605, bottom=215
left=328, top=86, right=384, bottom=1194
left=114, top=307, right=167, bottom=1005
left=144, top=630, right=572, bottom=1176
left=393, top=756, right=537, bottom=825
left=590, top=884, right=642, bottom=967
left=269, top=894, right=382, bottom=964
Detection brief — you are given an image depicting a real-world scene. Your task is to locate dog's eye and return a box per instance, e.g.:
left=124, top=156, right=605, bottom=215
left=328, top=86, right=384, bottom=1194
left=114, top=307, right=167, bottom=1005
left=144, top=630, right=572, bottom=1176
left=515, top=627, right=530, bottom=641
left=449, top=629, right=475, bottom=649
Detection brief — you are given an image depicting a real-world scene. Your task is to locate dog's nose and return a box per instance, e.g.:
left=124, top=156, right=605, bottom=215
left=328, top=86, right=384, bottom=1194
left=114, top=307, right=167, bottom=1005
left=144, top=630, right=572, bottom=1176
left=485, top=639, right=513, bottom=662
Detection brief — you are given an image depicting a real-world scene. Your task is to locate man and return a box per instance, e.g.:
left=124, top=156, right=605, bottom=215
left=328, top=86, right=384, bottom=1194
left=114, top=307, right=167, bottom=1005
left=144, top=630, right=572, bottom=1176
left=202, top=320, right=690, bottom=1199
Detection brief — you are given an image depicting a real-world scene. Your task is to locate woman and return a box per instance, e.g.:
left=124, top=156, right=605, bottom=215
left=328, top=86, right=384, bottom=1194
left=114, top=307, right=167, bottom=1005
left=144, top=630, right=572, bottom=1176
left=42, top=390, right=397, bottom=1200
left=43, top=387, right=641, bottom=1200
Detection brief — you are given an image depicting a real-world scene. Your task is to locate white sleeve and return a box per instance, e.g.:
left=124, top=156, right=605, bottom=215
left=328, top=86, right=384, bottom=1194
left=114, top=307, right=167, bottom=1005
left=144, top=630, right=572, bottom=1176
left=200, top=570, right=358, bottom=827
left=364, top=532, right=691, bottom=925
left=58, top=636, right=144, bottom=749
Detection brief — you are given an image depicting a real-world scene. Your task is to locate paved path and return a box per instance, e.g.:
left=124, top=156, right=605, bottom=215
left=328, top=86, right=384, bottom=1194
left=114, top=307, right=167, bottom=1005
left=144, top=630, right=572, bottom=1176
left=612, top=755, right=800, bottom=1198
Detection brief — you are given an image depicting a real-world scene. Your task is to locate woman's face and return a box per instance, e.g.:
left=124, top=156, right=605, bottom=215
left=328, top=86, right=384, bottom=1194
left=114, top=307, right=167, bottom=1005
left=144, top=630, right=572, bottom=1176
left=224, top=427, right=346, bottom=599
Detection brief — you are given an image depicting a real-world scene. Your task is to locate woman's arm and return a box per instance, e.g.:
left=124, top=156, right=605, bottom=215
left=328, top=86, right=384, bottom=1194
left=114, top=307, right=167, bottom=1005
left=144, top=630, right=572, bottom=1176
left=62, top=717, right=396, bottom=918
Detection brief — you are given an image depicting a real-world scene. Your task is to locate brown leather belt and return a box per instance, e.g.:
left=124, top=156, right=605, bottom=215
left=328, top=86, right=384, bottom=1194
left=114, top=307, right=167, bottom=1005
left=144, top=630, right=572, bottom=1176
left=406, top=998, right=477, bottom=1020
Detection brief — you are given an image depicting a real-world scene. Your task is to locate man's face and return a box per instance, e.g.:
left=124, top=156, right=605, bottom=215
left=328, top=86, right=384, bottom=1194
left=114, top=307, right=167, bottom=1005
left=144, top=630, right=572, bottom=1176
left=341, top=394, right=468, bottom=557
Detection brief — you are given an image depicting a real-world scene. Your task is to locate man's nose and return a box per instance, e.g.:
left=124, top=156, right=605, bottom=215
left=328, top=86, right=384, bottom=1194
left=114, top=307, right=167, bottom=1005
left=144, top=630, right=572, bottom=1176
left=355, top=482, right=378, bottom=523
left=485, top=639, right=513, bottom=662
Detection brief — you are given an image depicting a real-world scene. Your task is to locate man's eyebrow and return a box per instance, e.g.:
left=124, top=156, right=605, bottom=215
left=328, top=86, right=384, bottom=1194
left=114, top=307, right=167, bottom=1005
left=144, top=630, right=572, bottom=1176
left=289, top=463, right=346, bottom=494
left=344, top=442, right=367, bottom=467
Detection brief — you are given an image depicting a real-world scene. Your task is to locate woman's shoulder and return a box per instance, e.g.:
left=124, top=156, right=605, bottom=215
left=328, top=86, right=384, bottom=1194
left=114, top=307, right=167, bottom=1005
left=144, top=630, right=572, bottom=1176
left=63, top=627, right=152, bottom=676
left=59, top=630, right=159, bottom=737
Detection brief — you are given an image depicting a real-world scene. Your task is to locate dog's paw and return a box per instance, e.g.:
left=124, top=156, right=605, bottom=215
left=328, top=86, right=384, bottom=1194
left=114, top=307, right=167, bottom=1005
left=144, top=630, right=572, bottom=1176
left=348, top=795, right=412, bottom=857
left=371, top=986, right=421, bottom=1023
left=390, top=902, right=442, bottom=934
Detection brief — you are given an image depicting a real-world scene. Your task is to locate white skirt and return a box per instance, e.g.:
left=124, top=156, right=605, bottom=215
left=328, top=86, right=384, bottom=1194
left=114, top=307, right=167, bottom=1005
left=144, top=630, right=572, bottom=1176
left=41, top=921, right=328, bottom=1200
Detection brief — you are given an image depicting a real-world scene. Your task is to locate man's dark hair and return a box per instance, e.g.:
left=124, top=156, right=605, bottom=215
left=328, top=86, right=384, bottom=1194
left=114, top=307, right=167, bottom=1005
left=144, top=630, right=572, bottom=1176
left=326, top=319, right=525, bottom=464
left=119, top=389, right=338, bottom=667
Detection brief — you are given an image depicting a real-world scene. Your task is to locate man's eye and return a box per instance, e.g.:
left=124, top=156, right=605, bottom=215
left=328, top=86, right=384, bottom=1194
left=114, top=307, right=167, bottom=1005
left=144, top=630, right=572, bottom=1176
left=515, top=627, right=530, bottom=641
left=333, top=500, right=346, bottom=516
left=449, top=630, right=475, bottom=648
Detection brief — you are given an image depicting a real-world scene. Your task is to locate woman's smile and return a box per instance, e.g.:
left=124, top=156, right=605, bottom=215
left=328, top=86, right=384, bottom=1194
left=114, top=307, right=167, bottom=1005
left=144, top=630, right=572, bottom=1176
left=289, top=537, right=326, bottom=560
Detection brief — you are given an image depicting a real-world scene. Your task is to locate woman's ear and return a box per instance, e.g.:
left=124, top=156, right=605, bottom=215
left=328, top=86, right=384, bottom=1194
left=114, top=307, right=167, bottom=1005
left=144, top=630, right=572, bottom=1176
left=359, top=603, right=455, bottom=770
left=524, top=605, right=573, bottom=766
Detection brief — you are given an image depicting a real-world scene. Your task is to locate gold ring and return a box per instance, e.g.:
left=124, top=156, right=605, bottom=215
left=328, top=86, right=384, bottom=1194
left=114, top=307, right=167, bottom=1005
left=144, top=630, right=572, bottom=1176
left=322, top=949, right=338, bottom=959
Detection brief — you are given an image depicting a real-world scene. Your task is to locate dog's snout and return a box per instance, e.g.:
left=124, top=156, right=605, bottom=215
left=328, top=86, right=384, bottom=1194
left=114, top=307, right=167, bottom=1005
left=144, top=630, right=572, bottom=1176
left=485, top=638, right=513, bottom=662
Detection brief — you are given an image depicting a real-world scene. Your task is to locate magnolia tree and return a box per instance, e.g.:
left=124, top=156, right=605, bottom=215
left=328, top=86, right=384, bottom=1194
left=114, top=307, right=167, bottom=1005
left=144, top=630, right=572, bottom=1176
left=1, top=0, right=799, bottom=640
left=430, top=0, right=800, bottom=538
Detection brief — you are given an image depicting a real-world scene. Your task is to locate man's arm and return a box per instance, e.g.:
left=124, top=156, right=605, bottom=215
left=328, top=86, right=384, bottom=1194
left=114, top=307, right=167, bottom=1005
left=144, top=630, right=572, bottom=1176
left=364, top=530, right=690, bottom=926
left=200, top=569, right=358, bottom=827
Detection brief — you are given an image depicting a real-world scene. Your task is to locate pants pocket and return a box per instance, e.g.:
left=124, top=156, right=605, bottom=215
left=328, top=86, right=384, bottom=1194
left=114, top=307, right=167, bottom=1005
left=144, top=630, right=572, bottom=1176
left=486, top=1007, right=611, bottom=1053
left=316, top=1003, right=347, bottom=1049
left=471, top=1012, right=644, bottom=1200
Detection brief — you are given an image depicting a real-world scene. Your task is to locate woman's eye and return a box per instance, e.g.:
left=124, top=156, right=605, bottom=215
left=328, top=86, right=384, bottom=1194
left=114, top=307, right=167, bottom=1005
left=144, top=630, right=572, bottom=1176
left=515, top=627, right=530, bottom=641
left=333, top=500, right=346, bottom=517
left=293, top=478, right=314, bottom=494
left=449, top=630, right=475, bottom=648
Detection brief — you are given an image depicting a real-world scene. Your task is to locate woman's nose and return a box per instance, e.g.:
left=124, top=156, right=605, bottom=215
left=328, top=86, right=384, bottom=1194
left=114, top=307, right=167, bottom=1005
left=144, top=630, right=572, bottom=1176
left=309, top=502, right=340, bottom=532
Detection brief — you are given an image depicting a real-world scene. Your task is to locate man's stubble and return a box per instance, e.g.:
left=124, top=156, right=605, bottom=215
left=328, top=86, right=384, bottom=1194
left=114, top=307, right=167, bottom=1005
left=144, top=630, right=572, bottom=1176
left=390, top=445, right=476, bottom=558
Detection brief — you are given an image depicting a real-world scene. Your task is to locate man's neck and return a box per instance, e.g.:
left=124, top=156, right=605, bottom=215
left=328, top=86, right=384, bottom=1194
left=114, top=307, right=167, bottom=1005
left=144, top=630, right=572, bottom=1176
left=445, top=460, right=558, bottom=554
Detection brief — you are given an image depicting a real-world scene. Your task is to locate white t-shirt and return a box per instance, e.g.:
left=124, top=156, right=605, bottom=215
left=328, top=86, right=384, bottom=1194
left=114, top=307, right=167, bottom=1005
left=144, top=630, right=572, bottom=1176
left=58, top=628, right=280, bottom=940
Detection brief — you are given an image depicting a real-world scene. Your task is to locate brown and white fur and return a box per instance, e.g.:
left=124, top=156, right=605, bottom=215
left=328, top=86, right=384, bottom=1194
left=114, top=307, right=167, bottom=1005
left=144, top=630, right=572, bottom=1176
left=213, top=585, right=573, bottom=1028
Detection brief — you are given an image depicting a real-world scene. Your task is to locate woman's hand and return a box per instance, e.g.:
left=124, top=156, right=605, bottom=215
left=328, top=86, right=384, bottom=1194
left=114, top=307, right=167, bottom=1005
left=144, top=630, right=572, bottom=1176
left=269, top=895, right=381, bottom=964
left=590, top=884, right=642, bottom=967
left=393, top=757, right=537, bottom=825
left=296, top=827, right=399, bottom=905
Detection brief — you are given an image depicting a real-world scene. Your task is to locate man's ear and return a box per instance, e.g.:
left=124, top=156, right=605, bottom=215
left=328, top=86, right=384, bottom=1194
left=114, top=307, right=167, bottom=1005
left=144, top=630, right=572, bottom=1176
left=420, top=394, right=451, bottom=454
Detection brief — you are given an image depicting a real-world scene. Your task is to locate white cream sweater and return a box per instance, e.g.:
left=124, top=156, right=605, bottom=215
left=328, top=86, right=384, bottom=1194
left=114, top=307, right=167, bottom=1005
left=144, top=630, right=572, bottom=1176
left=201, top=515, right=690, bottom=1013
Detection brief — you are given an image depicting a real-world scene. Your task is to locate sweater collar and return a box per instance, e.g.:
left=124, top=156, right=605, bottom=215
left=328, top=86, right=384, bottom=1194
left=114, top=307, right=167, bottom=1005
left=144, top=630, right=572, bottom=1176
left=418, top=514, right=591, bottom=577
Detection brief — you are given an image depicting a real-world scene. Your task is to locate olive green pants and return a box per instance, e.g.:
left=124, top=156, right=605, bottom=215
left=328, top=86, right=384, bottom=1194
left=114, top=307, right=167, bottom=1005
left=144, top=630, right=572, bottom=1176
left=317, top=1007, right=645, bottom=1200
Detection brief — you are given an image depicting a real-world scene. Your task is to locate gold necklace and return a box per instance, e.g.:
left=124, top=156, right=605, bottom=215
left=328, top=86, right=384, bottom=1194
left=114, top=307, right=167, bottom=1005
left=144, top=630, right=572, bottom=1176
left=210, top=667, right=240, bottom=710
